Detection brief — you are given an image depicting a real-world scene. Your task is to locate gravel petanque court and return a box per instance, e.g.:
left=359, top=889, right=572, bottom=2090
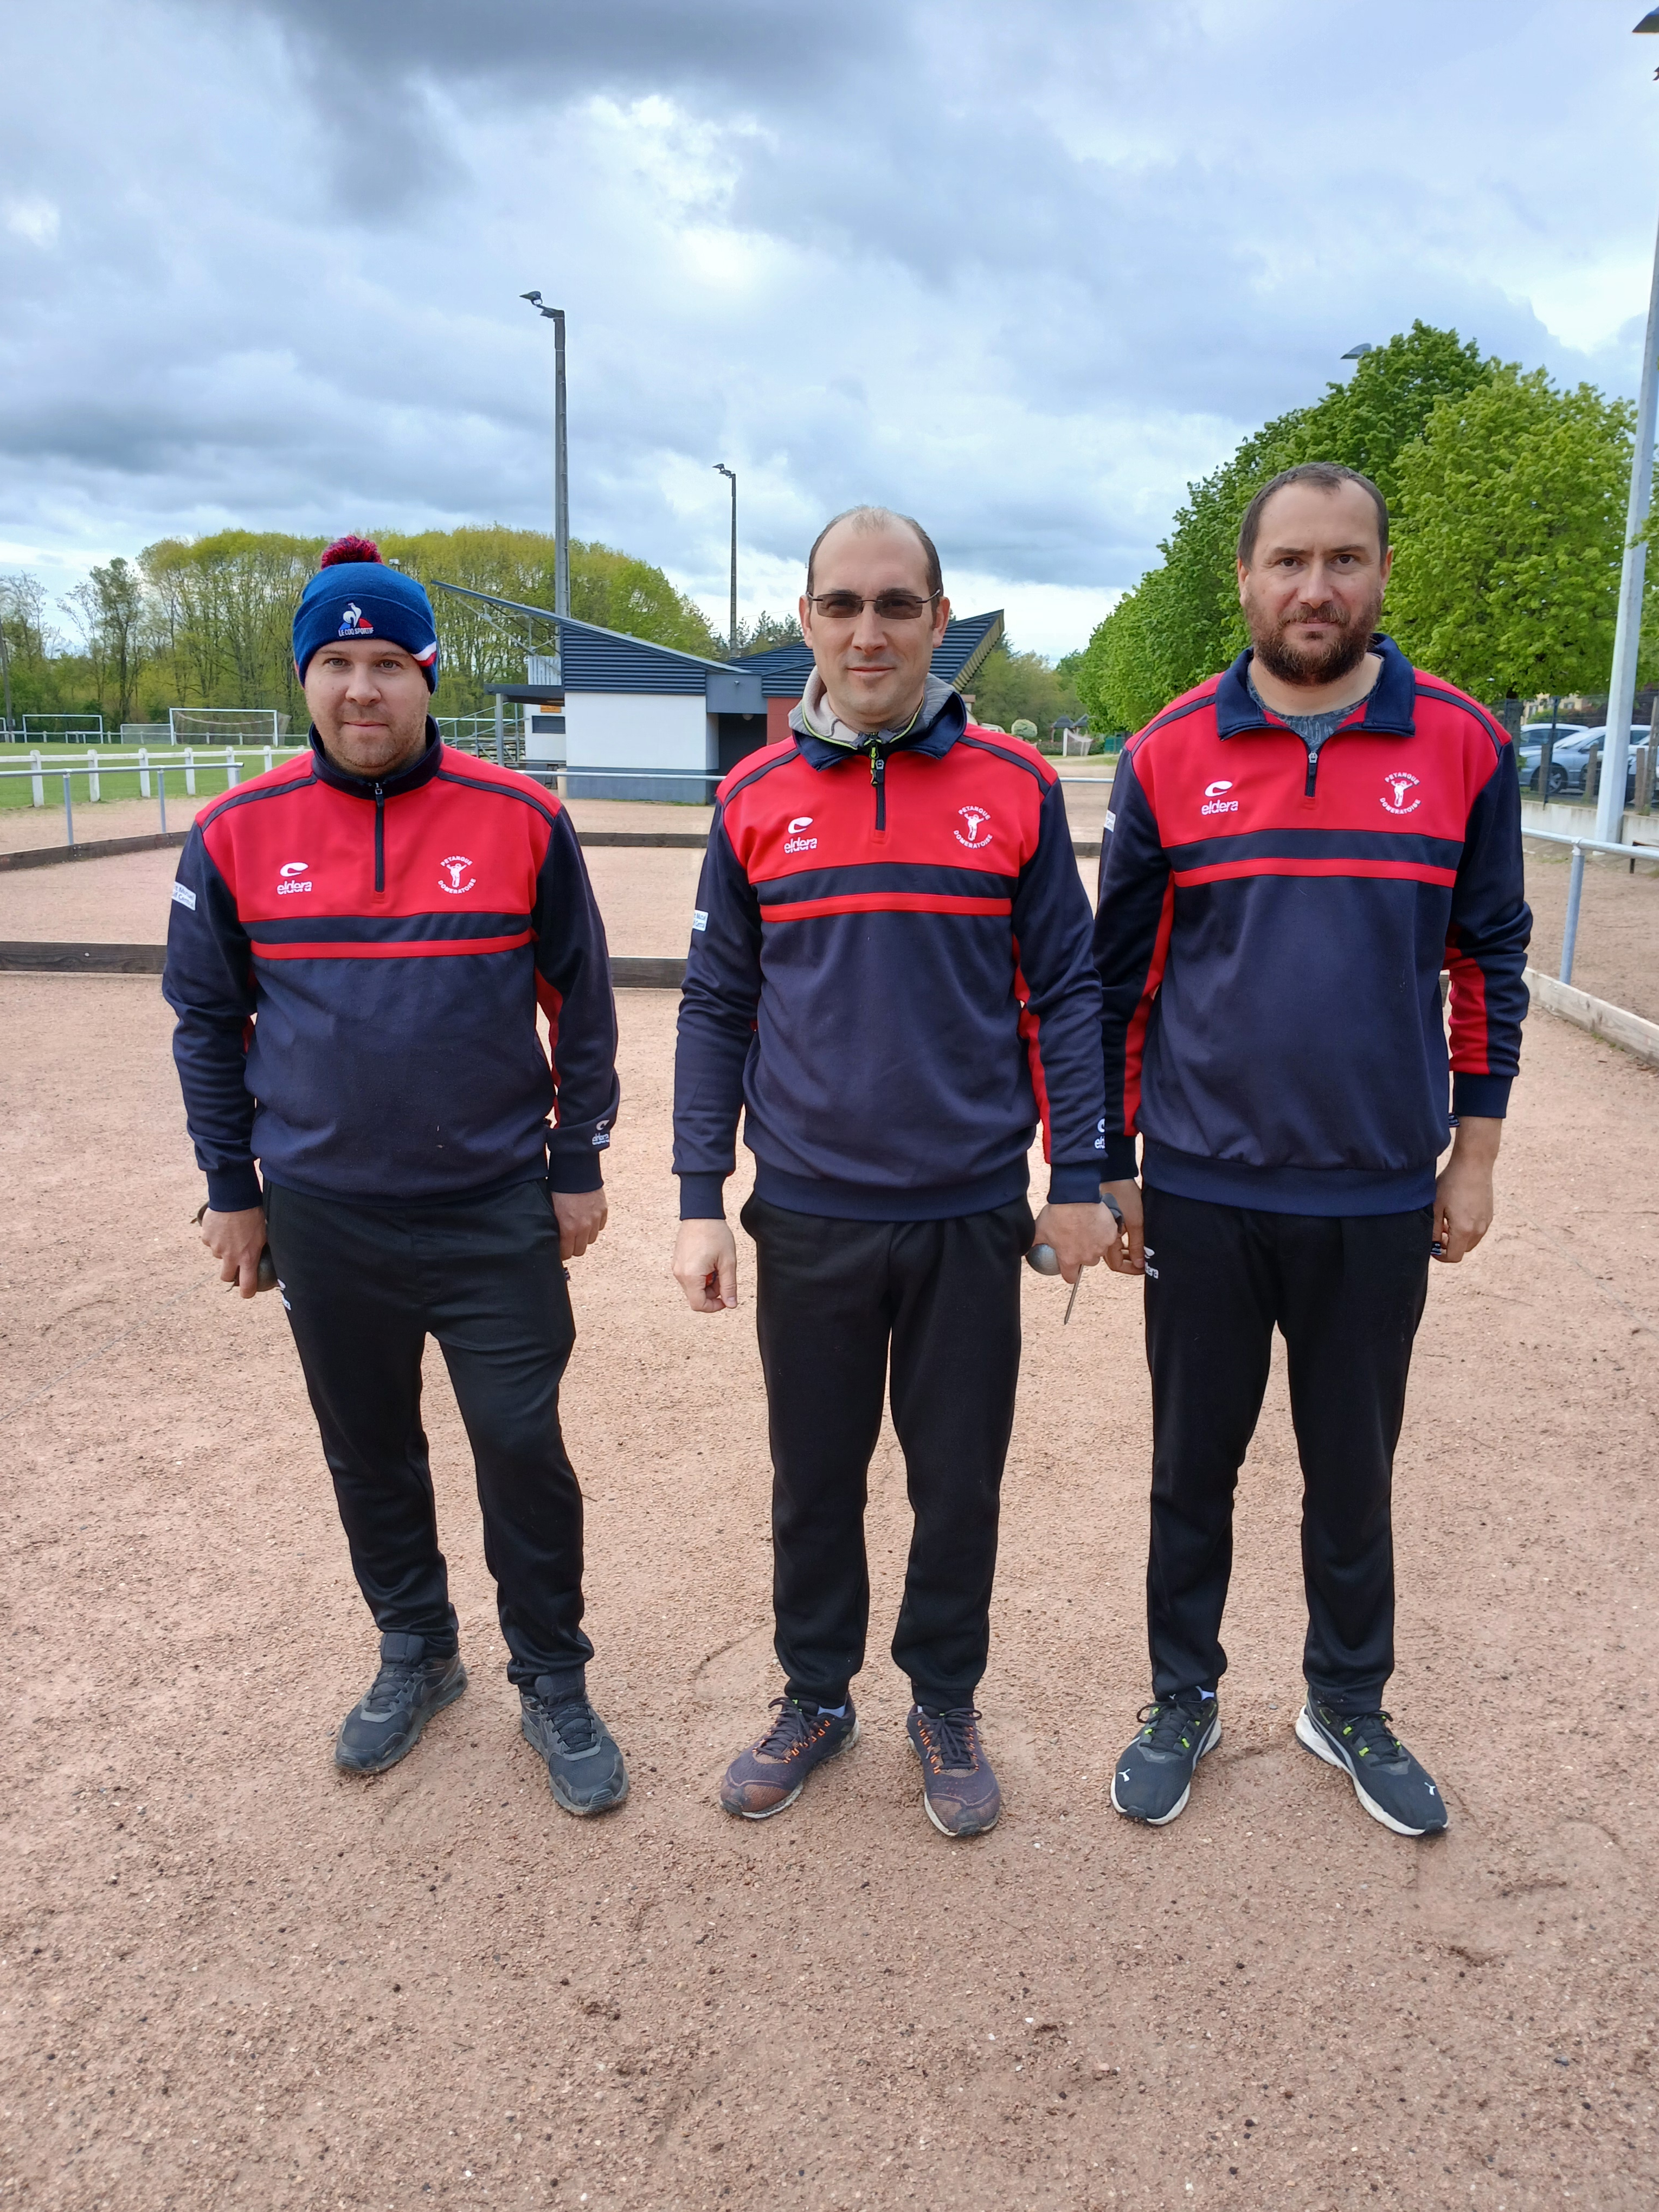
left=1, top=844, right=1657, bottom=2211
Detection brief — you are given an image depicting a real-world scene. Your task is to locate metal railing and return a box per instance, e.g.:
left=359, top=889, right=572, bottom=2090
left=0, top=748, right=306, bottom=845
left=1522, top=824, right=1659, bottom=985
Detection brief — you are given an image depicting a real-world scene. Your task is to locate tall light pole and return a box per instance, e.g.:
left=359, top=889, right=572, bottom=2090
left=714, top=463, right=737, bottom=654
left=1597, top=9, right=1659, bottom=842
left=0, top=583, right=13, bottom=738
left=520, top=291, right=570, bottom=620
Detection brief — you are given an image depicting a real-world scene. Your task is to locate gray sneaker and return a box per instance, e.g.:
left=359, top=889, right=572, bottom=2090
left=520, top=1681, right=629, bottom=1816
left=1110, top=1694, right=1220, bottom=1824
left=907, top=1705, right=1001, bottom=1837
left=1296, top=1695, right=1447, bottom=1836
left=335, top=1634, right=467, bottom=1773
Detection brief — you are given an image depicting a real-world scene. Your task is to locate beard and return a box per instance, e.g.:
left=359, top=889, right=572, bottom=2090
left=1245, top=583, right=1384, bottom=686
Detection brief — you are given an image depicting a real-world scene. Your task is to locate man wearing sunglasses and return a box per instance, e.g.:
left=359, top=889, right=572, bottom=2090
left=671, top=505, right=1118, bottom=1838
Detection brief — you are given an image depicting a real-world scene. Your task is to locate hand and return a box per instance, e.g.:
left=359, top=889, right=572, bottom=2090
left=1030, top=1199, right=1118, bottom=1286
left=673, top=1218, right=737, bottom=1312
left=552, top=1187, right=608, bottom=1262
left=1100, top=1178, right=1146, bottom=1275
left=200, top=1205, right=267, bottom=1300
left=1433, top=1116, right=1501, bottom=1264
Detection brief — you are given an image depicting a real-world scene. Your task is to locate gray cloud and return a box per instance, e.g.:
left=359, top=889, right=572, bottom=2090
left=3, top=0, right=1655, bottom=653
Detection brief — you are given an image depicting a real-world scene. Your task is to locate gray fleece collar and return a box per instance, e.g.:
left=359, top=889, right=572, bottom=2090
left=790, top=670, right=959, bottom=750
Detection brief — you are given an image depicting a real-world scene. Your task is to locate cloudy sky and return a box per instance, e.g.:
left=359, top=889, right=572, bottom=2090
left=2, top=0, right=1657, bottom=655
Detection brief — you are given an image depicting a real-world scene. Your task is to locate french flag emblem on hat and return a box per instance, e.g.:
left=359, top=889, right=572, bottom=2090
left=295, top=543, right=442, bottom=691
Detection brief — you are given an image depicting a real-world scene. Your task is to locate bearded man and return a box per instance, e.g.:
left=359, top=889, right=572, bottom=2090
left=1094, top=463, right=1529, bottom=1838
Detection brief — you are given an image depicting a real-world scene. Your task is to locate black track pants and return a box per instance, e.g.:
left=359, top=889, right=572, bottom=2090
left=739, top=1193, right=1032, bottom=1712
left=1142, top=1186, right=1431, bottom=1713
left=265, top=1179, right=593, bottom=1694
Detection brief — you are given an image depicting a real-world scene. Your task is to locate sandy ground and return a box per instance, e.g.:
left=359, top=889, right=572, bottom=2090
left=0, top=793, right=718, bottom=858
left=3, top=883, right=1659, bottom=2210
left=0, top=846, right=712, bottom=967
left=3, top=823, right=1658, bottom=1038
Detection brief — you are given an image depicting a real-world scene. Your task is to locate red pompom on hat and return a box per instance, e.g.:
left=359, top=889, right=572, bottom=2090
left=319, top=534, right=382, bottom=568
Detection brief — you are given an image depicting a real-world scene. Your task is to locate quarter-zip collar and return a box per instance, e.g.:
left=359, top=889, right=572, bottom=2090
left=1214, top=633, right=1417, bottom=742
left=791, top=676, right=967, bottom=774
left=307, top=717, right=445, bottom=798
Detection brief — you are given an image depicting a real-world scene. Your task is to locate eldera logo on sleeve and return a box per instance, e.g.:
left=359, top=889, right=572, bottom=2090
left=954, top=805, right=993, bottom=848
left=1381, top=771, right=1422, bottom=815
left=439, top=855, right=476, bottom=895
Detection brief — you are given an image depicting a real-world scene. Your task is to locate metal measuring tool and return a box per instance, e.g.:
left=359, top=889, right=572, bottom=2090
left=1024, top=1193, right=1124, bottom=1324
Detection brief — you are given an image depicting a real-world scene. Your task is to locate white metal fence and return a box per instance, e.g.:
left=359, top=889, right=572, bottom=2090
left=0, top=748, right=306, bottom=842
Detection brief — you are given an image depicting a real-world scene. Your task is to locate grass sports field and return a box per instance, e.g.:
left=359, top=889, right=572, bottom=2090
left=2, top=838, right=1657, bottom=2210
left=0, top=751, right=308, bottom=815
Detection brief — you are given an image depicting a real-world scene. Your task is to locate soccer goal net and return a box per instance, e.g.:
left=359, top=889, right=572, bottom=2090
left=168, top=708, right=291, bottom=744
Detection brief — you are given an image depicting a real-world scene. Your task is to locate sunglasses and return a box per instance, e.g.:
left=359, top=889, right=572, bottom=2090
left=805, top=590, right=941, bottom=623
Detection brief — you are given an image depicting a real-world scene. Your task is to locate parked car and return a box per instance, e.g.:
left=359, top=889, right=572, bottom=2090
left=1515, top=723, right=1587, bottom=796
left=1519, top=724, right=1639, bottom=803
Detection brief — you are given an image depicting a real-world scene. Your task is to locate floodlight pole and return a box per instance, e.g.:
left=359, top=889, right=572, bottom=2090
left=0, top=591, right=12, bottom=738
left=1599, top=12, right=1659, bottom=843
left=1596, top=210, right=1659, bottom=843
left=715, top=464, right=737, bottom=653
left=520, top=292, right=570, bottom=620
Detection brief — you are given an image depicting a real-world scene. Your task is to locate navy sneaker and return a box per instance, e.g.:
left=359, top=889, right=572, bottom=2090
left=335, top=1633, right=467, bottom=1774
left=906, top=1705, right=1001, bottom=1837
left=721, top=1696, right=858, bottom=1819
left=1110, top=1694, right=1220, bottom=1824
left=1296, top=1695, right=1447, bottom=1836
left=520, top=1681, right=629, bottom=1816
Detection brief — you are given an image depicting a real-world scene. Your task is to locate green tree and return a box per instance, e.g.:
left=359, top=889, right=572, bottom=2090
left=0, top=573, right=86, bottom=723
left=961, top=643, right=1083, bottom=740
left=1386, top=366, right=1647, bottom=702
left=1075, top=321, right=1489, bottom=731
left=567, top=543, right=723, bottom=658
left=379, top=526, right=725, bottom=710
left=733, top=609, right=803, bottom=653
left=62, top=556, right=150, bottom=725
left=125, top=525, right=726, bottom=723
left=142, top=531, right=320, bottom=723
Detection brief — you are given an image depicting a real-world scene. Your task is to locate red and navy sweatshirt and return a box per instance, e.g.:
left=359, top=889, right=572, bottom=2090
left=673, top=687, right=1105, bottom=1220
left=1094, top=635, right=1531, bottom=1214
left=163, top=726, right=619, bottom=1212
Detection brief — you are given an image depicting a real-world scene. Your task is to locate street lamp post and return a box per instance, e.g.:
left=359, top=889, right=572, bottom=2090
left=1596, top=10, right=1659, bottom=843
left=520, top=292, right=570, bottom=620
left=714, top=464, right=737, bottom=654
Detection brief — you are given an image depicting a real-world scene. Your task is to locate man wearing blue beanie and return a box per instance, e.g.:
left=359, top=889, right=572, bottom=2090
left=290, top=536, right=443, bottom=692
left=163, top=535, right=631, bottom=1819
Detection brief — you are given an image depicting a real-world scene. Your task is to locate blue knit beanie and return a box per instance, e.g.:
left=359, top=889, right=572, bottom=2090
left=292, top=537, right=440, bottom=691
